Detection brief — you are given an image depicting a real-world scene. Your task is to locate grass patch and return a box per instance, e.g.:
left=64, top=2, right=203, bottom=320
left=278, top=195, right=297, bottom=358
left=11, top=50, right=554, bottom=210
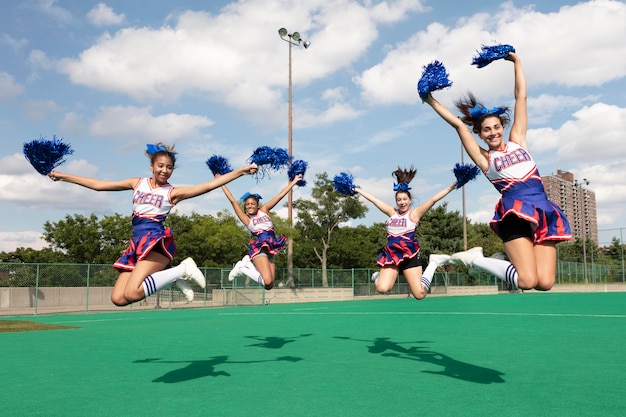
left=0, top=320, right=79, bottom=333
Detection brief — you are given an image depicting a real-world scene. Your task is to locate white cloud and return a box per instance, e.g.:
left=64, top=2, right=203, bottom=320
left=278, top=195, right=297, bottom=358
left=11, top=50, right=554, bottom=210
left=87, top=3, right=126, bottom=27
left=0, top=72, right=24, bottom=99
left=0, top=231, right=47, bottom=252
left=89, top=106, right=214, bottom=141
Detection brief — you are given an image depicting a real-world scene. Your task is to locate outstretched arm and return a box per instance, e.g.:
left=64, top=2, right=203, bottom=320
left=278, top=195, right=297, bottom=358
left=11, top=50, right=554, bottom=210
left=411, top=182, right=457, bottom=221
left=506, top=52, right=528, bottom=148
left=48, top=171, right=137, bottom=191
left=260, top=174, right=303, bottom=212
left=355, top=188, right=395, bottom=217
left=423, top=94, right=489, bottom=171
left=219, top=181, right=249, bottom=226
left=171, top=164, right=257, bottom=204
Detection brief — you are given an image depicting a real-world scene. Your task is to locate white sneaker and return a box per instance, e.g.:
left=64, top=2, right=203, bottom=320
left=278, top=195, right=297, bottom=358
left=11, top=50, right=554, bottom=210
left=228, top=260, right=243, bottom=282
left=180, top=257, right=206, bottom=289
left=428, top=254, right=451, bottom=267
left=371, top=271, right=379, bottom=282
left=449, top=247, right=484, bottom=267
left=242, top=255, right=253, bottom=268
left=175, top=279, right=194, bottom=302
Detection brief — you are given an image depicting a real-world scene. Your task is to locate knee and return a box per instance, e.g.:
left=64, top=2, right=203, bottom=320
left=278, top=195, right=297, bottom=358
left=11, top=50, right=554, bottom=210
left=375, top=282, right=391, bottom=294
left=111, top=294, right=129, bottom=306
left=264, top=282, right=274, bottom=291
left=413, top=290, right=427, bottom=300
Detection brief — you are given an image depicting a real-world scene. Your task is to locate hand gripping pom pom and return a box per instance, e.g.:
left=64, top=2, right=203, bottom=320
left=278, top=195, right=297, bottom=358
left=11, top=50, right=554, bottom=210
left=23, top=135, right=74, bottom=175
left=333, top=172, right=358, bottom=196
left=471, top=44, right=515, bottom=68
left=453, top=163, right=481, bottom=189
left=417, top=61, right=453, bottom=101
left=288, top=160, right=308, bottom=187
left=249, top=146, right=292, bottom=179
left=206, top=155, right=233, bottom=175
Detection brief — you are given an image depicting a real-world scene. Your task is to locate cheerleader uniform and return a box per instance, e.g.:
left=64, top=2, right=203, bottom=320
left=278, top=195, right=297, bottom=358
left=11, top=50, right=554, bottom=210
left=247, top=209, right=287, bottom=260
left=113, top=178, right=177, bottom=271
left=376, top=209, right=420, bottom=269
left=484, top=141, right=571, bottom=243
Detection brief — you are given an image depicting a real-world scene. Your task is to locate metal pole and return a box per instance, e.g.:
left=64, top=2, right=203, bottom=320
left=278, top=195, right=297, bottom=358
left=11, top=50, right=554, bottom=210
left=578, top=182, right=588, bottom=284
left=461, top=145, right=467, bottom=250
left=287, top=37, right=294, bottom=287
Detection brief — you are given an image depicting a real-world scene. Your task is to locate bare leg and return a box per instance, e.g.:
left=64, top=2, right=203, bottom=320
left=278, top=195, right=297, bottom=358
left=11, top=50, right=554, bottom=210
left=252, top=254, right=275, bottom=290
left=375, top=266, right=400, bottom=294
left=403, top=266, right=427, bottom=300
left=111, top=251, right=170, bottom=306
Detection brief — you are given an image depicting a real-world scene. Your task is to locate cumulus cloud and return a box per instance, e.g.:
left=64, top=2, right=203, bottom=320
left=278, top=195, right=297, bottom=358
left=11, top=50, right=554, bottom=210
left=0, top=72, right=24, bottom=99
left=87, top=3, right=126, bottom=27
left=89, top=106, right=214, bottom=141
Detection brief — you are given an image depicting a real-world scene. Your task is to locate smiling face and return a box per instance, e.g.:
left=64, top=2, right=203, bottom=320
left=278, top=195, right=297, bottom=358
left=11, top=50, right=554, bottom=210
left=150, top=154, right=175, bottom=186
left=395, top=191, right=412, bottom=213
left=244, top=196, right=260, bottom=216
left=478, top=115, right=506, bottom=150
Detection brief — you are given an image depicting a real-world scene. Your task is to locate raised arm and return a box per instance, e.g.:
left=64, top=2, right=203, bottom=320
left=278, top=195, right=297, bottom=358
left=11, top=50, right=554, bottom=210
left=506, top=52, right=528, bottom=148
left=260, top=174, right=303, bottom=212
left=355, top=187, right=396, bottom=217
left=423, top=94, right=489, bottom=172
left=411, top=182, right=457, bottom=220
left=48, top=171, right=137, bottom=191
left=171, top=164, right=257, bottom=204
left=220, top=182, right=249, bottom=225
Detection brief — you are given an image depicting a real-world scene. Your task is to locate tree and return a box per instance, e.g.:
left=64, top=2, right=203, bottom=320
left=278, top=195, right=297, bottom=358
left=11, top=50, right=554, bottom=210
left=168, top=211, right=249, bottom=267
left=292, top=172, right=368, bottom=286
left=42, top=213, right=130, bottom=264
left=416, top=203, right=465, bottom=260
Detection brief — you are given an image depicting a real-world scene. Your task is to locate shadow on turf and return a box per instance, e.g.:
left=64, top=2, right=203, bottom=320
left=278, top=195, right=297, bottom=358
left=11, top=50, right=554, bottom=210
left=244, top=333, right=313, bottom=349
left=133, top=355, right=303, bottom=383
left=334, top=336, right=505, bottom=384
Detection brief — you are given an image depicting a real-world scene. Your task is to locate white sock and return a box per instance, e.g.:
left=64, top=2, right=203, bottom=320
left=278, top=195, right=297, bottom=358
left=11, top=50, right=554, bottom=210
left=471, top=257, right=518, bottom=289
left=142, top=264, right=185, bottom=297
left=421, top=263, right=439, bottom=290
left=239, top=265, right=264, bottom=286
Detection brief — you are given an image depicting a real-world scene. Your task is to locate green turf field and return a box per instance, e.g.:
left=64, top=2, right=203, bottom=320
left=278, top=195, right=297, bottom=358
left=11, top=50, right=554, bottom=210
left=1, top=292, right=625, bottom=417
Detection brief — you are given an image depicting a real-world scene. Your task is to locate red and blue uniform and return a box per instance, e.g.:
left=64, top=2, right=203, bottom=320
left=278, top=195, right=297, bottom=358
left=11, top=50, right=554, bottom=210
left=376, top=209, right=420, bottom=267
left=484, top=141, right=571, bottom=243
left=247, top=210, right=287, bottom=260
left=114, top=178, right=176, bottom=271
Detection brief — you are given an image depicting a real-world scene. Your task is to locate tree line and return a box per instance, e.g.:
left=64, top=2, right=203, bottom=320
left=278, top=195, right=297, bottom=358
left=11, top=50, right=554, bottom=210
left=1, top=173, right=624, bottom=281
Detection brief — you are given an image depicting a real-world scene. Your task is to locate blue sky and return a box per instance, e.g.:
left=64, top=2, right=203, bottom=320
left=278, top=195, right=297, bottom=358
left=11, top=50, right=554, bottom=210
left=1, top=0, right=625, bottom=252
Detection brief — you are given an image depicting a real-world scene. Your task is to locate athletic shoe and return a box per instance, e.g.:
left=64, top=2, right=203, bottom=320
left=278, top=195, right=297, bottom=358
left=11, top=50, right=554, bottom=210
left=228, top=260, right=244, bottom=282
left=175, top=279, right=194, bottom=302
left=242, top=255, right=253, bottom=268
left=180, top=257, right=206, bottom=289
left=428, top=254, right=452, bottom=267
left=449, top=247, right=484, bottom=267
left=371, top=271, right=379, bottom=282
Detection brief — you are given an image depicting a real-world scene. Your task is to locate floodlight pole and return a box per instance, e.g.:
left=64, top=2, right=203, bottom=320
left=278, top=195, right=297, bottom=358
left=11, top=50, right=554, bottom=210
left=278, top=28, right=309, bottom=287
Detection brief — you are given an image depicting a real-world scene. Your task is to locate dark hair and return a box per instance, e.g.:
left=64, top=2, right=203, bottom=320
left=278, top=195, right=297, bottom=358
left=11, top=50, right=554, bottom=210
left=454, top=92, right=511, bottom=134
left=146, top=142, right=177, bottom=166
left=392, top=166, right=417, bottom=199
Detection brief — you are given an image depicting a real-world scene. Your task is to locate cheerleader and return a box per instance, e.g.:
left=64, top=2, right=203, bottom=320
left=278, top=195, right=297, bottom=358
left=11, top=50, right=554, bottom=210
left=356, top=167, right=457, bottom=299
left=220, top=174, right=303, bottom=290
left=422, top=50, right=571, bottom=290
left=49, top=142, right=257, bottom=305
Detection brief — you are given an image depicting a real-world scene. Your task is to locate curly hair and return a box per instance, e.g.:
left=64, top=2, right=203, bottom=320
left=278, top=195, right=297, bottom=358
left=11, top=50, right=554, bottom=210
left=454, top=92, right=511, bottom=134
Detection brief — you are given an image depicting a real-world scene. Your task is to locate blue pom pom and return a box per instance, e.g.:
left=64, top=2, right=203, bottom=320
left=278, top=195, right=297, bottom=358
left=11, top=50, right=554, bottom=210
left=249, top=146, right=292, bottom=179
left=23, top=135, right=74, bottom=175
left=205, top=155, right=233, bottom=175
left=453, top=163, right=481, bottom=189
left=333, top=172, right=358, bottom=196
left=288, top=160, right=308, bottom=187
left=471, top=44, right=515, bottom=68
left=417, top=60, right=453, bottom=101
